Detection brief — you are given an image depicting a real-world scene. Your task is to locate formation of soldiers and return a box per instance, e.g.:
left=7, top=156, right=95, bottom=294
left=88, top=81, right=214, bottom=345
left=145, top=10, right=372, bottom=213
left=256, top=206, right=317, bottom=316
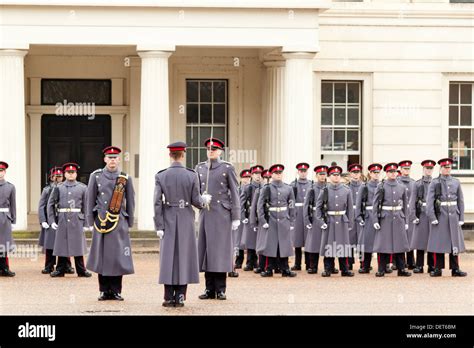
left=0, top=138, right=468, bottom=308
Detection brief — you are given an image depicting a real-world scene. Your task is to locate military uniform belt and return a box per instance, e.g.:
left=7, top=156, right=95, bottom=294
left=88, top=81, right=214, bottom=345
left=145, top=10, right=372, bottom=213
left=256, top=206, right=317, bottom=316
left=269, top=207, right=287, bottom=212
left=165, top=201, right=190, bottom=207
left=295, top=203, right=304, bottom=207
left=382, top=206, right=402, bottom=211
left=365, top=206, right=373, bottom=210
left=327, top=210, right=346, bottom=216
left=440, top=201, right=457, bottom=206
left=58, top=208, right=81, bottom=213
left=0, top=208, right=9, bottom=213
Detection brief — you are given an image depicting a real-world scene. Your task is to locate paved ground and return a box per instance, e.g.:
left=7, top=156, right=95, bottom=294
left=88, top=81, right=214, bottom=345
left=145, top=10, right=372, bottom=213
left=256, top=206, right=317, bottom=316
left=0, top=251, right=472, bottom=316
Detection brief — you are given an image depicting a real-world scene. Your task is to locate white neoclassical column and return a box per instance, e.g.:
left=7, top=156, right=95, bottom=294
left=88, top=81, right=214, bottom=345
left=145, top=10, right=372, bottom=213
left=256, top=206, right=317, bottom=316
left=0, top=50, right=28, bottom=230
left=262, top=61, right=285, bottom=166
left=281, top=52, right=316, bottom=172
left=137, top=50, right=173, bottom=231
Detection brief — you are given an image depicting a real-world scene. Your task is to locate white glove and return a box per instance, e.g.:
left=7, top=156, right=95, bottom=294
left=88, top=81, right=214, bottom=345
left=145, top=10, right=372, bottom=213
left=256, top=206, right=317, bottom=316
left=202, top=193, right=212, bottom=205
left=290, top=226, right=294, bottom=231
left=156, top=230, right=164, bottom=239
left=232, top=220, right=241, bottom=230
left=459, top=221, right=464, bottom=226
left=359, top=220, right=365, bottom=227
left=41, top=222, right=50, bottom=229
left=262, top=223, right=269, bottom=229
left=374, top=223, right=381, bottom=230
left=405, top=224, right=409, bottom=230
left=431, top=220, right=439, bottom=225
left=321, top=223, right=328, bottom=230
left=51, top=222, right=58, bottom=230
left=306, top=224, right=312, bottom=229
left=413, top=218, right=420, bottom=225
left=242, top=218, right=249, bottom=224
left=83, top=226, right=91, bottom=232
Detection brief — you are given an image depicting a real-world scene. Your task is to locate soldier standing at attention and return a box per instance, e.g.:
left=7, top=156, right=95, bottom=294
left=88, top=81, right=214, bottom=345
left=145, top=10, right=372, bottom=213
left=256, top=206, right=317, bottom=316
left=426, top=158, right=467, bottom=277
left=196, top=138, right=240, bottom=300
left=290, top=162, right=312, bottom=271
left=86, top=146, right=135, bottom=301
left=303, top=165, right=328, bottom=274
left=348, top=163, right=363, bottom=270
left=154, top=142, right=210, bottom=307
left=409, top=160, right=436, bottom=274
left=372, top=163, right=411, bottom=277
left=47, top=163, right=91, bottom=278
left=0, top=161, right=16, bottom=277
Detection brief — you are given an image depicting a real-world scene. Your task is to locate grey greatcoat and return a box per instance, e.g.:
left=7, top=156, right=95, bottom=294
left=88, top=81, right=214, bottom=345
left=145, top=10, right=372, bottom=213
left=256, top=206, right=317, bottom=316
left=38, top=184, right=57, bottom=250
left=47, top=180, right=88, bottom=257
left=349, top=180, right=363, bottom=245
left=408, top=176, right=432, bottom=251
left=257, top=181, right=295, bottom=258
left=372, top=179, right=409, bottom=254
left=355, top=180, right=379, bottom=253
left=232, top=185, right=246, bottom=250
left=303, top=181, right=326, bottom=253
left=290, top=179, right=312, bottom=248
left=398, top=175, right=416, bottom=247
left=241, top=181, right=260, bottom=250
left=316, top=183, right=354, bottom=258
left=195, top=158, right=240, bottom=273
left=0, top=180, right=16, bottom=252
left=426, top=175, right=466, bottom=254
left=86, top=167, right=135, bottom=276
left=249, top=185, right=266, bottom=254
left=154, top=162, right=204, bottom=285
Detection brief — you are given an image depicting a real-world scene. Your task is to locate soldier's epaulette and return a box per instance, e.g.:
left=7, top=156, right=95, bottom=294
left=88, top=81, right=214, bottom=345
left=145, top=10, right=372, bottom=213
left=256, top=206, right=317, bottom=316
left=185, top=167, right=196, bottom=173
left=91, top=168, right=103, bottom=175
left=196, top=161, right=207, bottom=169
left=157, top=168, right=167, bottom=174
left=221, top=160, right=234, bottom=168
left=78, top=182, right=87, bottom=187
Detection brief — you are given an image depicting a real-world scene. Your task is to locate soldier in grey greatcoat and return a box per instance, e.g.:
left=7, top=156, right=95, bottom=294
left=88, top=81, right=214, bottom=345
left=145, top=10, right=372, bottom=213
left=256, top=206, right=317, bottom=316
left=232, top=169, right=251, bottom=273
left=154, top=142, right=210, bottom=307
left=426, top=158, right=467, bottom=277
left=315, top=165, right=354, bottom=277
left=86, top=146, right=135, bottom=301
left=303, top=165, right=328, bottom=274
left=0, top=161, right=16, bottom=277
left=241, top=165, right=263, bottom=271
left=397, top=160, right=416, bottom=270
left=408, top=160, right=436, bottom=274
left=47, top=163, right=91, bottom=278
left=372, top=162, right=411, bottom=277
left=348, top=163, right=363, bottom=270
left=257, top=164, right=297, bottom=278
left=289, top=162, right=312, bottom=271
left=355, top=163, right=382, bottom=274
left=195, top=138, right=240, bottom=301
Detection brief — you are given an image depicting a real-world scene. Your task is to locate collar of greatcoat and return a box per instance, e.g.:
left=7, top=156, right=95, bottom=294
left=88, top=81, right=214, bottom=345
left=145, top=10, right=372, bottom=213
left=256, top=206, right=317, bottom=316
left=350, top=180, right=361, bottom=187
left=440, top=175, right=452, bottom=181
left=386, top=179, right=399, bottom=186
left=271, top=180, right=283, bottom=188
left=64, top=180, right=78, bottom=187
left=208, top=158, right=223, bottom=170
left=170, top=161, right=184, bottom=168
left=329, top=183, right=343, bottom=190
left=0, top=179, right=5, bottom=186
left=422, top=176, right=432, bottom=183
left=103, top=166, right=120, bottom=179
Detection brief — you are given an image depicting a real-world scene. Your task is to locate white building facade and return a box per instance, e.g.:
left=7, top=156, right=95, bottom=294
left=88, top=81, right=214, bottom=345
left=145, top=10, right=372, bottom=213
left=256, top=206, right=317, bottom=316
left=0, top=0, right=473, bottom=230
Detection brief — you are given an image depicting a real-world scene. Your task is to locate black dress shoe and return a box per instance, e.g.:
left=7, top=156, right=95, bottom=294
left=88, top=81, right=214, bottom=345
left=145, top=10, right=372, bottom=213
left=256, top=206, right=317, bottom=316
left=65, top=267, right=75, bottom=274
left=234, top=263, right=242, bottom=269
left=253, top=267, right=262, bottom=274
left=274, top=268, right=282, bottom=274
left=430, top=269, right=442, bottom=277
left=162, top=300, right=175, bottom=308
left=41, top=268, right=54, bottom=274
left=358, top=268, right=370, bottom=274
left=290, top=265, right=301, bottom=271
left=413, top=267, right=424, bottom=274
left=307, top=268, right=318, bottom=274
left=198, top=290, right=216, bottom=300
left=228, top=271, right=239, bottom=278
left=321, top=270, right=331, bottom=277
left=110, top=293, right=124, bottom=301
left=452, top=269, right=467, bottom=277
left=243, top=265, right=253, bottom=271
left=175, top=295, right=185, bottom=307
left=428, top=267, right=435, bottom=273
left=348, top=264, right=353, bottom=271
left=331, top=268, right=339, bottom=274
left=0, top=269, right=16, bottom=277
left=407, top=265, right=415, bottom=270
left=282, top=270, right=297, bottom=277
left=78, top=271, right=92, bottom=277
left=341, top=271, right=354, bottom=277
left=98, top=292, right=109, bottom=301
left=375, top=271, right=385, bottom=277
left=260, top=270, right=273, bottom=277
left=216, top=292, right=226, bottom=300
left=50, top=270, right=65, bottom=277
left=398, top=270, right=412, bottom=277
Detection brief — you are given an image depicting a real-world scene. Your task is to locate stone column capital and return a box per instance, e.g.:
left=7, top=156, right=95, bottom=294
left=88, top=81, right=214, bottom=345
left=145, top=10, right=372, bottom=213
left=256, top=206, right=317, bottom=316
left=0, top=49, right=28, bottom=57
left=137, top=50, right=173, bottom=60
left=282, top=52, right=316, bottom=60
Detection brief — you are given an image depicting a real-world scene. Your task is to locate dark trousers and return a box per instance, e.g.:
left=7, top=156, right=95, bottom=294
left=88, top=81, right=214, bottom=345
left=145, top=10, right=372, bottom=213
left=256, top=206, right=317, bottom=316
left=56, top=256, right=87, bottom=275
left=164, top=284, right=188, bottom=301
left=415, top=250, right=434, bottom=269
left=362, top=252, right=372, bottom=270
left=246, top=249, right=258, bottom=267
left=44, top=249, right=57, bottom=270
left=378, top=253, right=404, bottom=273
left=294, top=247, right=310, bottom=269
left=235, top=249, right=244, bottom=266
left=323, top=257, right=349, bottom=273
left=98, top=274, right=123, bottom=293
left=204, top=272, right=227, bottom=293
left=0, top=251, right=10, bottom=270
left=258, top=254, right=266, bottom=270
left=308, top=252, right=319, bottom=271
left=406, top=250, right=415, bottom=267
left=433, top=253, right=460, bottom=270
left=348, top=247, right=358, bottom=268
left=267, top=246, right=289, bottom=272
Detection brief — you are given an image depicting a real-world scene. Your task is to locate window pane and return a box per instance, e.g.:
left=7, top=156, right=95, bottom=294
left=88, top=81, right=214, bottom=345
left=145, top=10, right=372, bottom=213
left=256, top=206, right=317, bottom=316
left=186, top=149, right=193, bottom=168
left=347, top=83, right=359, bottom=103
left=213, top=81, right=226, bottom=102
left=186, top=104, right=198, bottom=123
left=321, top=129, right=332, bottom=150
left=449, top=129, right=458, bottom=148
left=460, top=129, right=471, bottom=148
left=449, top=106, right=458, bottom=126
left=321, top=83, right=333, bottom=103
left=347, top=130, right=359, bottom=151
left=322, top=108, right=332, bottom=125
left=335, top=108, right=345, bottom=125
left=459, top=149, right=471, bottom=170
left=449, top=84, right=459, bottom=104
left=214, top=104, right=226, bottom=124
left=200, top=82, right=212, bottom=102
left=200, top=104, right=212, bottom=123
left=449, top=149, right=459, bottom=169
left=213, top=127, right=226, bottom=143
left=199, top=148, right=207, bottom=163
left=334, top=130, right=345, bottom=150
left=199, top=127, right=211, bottom=143
left=347, top=108, right=359, bottom=125
left=186, top=81, right=198, bottom=102
left=460, top=106, right=471, bottom=126
left=460, top=84, right=472, bottom=104
left=334, top=83, right=346, bottom=103
left=41, top=79, right=111, bottom=105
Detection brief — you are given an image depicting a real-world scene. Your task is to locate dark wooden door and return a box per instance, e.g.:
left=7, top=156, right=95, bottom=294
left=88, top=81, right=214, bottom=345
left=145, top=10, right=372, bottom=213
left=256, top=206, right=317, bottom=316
left=41, top=115, right=112, bottom=185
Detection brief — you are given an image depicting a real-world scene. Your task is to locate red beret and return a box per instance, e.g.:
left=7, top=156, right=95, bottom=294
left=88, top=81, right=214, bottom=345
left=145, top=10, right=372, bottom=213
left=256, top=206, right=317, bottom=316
left=62, top=162, right=79, bottom=172
left=328, top=166, right=343, bottom=175
left=269, top=164, right=285, bottom=174
left=384, top=163, right=398, bottom=172
left=250, top=165, right=264, bottom=174
left=368, top=163, right=382, bottom=172
left=103, top=146, right=122, bottom=157
left=438, top=158, right=453, bottom=167
left=398, top=160, right=412, bottom=168
left=314, top=165, right=328, bottom=174
left=296, top=162, right=310, bottom=170
left=421, top=159, right=436, bottom=167
left=348, top=163, right=362, bottom=172
left=240, top=169, right=251, bottom=178
left=204, top=137, right=225, bottom=150
left=0, top=161, right=9, bottom=170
